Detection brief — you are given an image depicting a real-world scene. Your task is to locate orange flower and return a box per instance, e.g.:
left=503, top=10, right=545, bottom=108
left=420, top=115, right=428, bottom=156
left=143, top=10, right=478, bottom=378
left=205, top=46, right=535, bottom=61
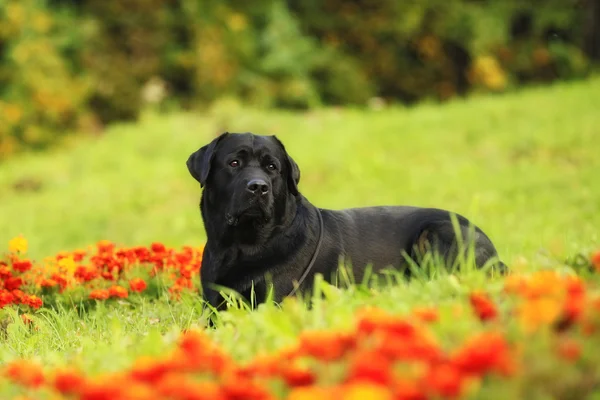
left=345, top=350, right=392, bottom=386
left=341, top=382, right=394, bottom=400
left=519, top=297, right=562, bottom=332
left=77, top=375, right=122, bottom=400
left=411, top=307, right=439, bottom=323
left=40, top=278, right=58, bottom=288
left=522, top=270, right=564, bottom=299
left=357, top=308, right=415, bottom=336
left=424, top=363, right=464, bottom=398
left=371, top=325, right=442, bottom=364
left=89, top=289, right=110, bottom=300
left=503, top=274, right=528, bottom=295
left=3, top=359, right=45, bottom=388
left=109, top=285, right=128, bottom=299
left=469, top=291, right=498, bottom=322
left=25, top=295, right=42, bottom=309
left=114, top=381, right=157, bottom=400
left=298, top=330, right=355, bottom=361
left=129, top=278, right=147, bottom=293
left=176, top=330, right=233, bottom=374
left=0, top=264, right=11, bottom=278
left=393, top=379, right=427, bottom=400
left=53, top=367, right=85, bottom=394
left=155, top=372, right=225, bottom=400
left=221, top=375, right=276, bottom=400
left=287, top=386, right=337, bottom=400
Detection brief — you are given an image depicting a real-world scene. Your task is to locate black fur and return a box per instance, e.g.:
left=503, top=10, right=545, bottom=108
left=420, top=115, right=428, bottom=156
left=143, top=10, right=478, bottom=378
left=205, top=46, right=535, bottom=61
left=187, top=132, right=506, bottom=310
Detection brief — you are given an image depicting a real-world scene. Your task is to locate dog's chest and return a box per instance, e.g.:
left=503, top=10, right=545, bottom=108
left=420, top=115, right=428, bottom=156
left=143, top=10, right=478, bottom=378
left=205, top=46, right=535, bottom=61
left=219, top=250, right=278, bottom=285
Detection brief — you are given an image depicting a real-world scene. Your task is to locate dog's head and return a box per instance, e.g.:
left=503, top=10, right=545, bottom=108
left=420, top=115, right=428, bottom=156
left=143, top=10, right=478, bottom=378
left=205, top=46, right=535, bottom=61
left=187, top=132, right=300, bottom=227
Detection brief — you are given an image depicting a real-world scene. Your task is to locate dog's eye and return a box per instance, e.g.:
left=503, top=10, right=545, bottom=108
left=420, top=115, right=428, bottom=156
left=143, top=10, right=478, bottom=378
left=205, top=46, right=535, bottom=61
left=229, top=160, right=240, bottom=167
left=266, top=163, right=277, bottom=171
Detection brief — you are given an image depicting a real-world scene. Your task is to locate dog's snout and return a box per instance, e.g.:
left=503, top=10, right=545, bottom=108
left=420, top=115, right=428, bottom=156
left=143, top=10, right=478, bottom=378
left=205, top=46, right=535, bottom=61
left=246, top=179, right=269, bottom=195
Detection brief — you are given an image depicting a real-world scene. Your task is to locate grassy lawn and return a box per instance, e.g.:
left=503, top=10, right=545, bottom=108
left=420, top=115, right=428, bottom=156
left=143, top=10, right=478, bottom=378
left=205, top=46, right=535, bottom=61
left=1, top=77, right=600, bottom=262
left=0, top=77, right=599, bottom=399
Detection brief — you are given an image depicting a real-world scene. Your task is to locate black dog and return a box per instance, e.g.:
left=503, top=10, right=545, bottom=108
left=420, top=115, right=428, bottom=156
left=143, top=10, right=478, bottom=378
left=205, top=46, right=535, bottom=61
left=187, top=132, right=506, bottom=310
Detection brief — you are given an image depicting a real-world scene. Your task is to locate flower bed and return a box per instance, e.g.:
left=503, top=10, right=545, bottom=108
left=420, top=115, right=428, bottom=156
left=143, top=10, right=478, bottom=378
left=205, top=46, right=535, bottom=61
left=1, top=237, right=600, bottom=399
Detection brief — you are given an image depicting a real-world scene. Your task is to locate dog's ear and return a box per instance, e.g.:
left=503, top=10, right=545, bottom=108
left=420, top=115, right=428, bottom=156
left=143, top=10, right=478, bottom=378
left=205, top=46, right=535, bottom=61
left=272, top=135, right=300, bottom=196
left=187, top=132, right=230, bottom=187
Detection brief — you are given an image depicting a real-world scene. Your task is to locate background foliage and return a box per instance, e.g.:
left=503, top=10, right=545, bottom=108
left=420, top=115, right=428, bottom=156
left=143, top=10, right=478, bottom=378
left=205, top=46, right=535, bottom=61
left=0, top=0, right=596, bottom=159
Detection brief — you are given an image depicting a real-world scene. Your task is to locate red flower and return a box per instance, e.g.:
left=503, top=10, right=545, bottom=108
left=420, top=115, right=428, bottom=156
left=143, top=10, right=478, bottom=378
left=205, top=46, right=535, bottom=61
left=393, top=379, right=427, bottom=400
left=0, top=265, right=11, bottom=279
left=96, top=240, right=115, bottom=254
left=562, top=275, right=586, bottom=324
left=151, top=242, right=167, bottom=253
left=72, top=250, right=87, bottom=262
left=89, top=289, right=110, bottom=300
left=12, top=259, right=33, bottom=273
left=129, top=356, right=172, bottom=383
left=129, top=278, right=147, bottom=293
left=469, top=291, right=498, bottom=322
left=75, top=265, right=99, bottom=282
left=4, top=276, right=23, bottom=291
left=221, top=375, right=275, bottom=400
left=281, top=364, right=315, bottom=387
left=424, top=363, right=464, bottom=398
left=451, top=331, right=514, bottom=377
left=51, top=273, right=69, bottom=290
left=3, top=359, right=45, bottom=388
left=53, top=367, right=85, bottom=395
left=108, top=285, right=128, bottom=299
left=25, top=295, right=43, bottom=309
left=345, top=350, right=392, bottom=386
left=0, top=290, right=15, bottom=308
left=11, top=289, right=25, bottom=303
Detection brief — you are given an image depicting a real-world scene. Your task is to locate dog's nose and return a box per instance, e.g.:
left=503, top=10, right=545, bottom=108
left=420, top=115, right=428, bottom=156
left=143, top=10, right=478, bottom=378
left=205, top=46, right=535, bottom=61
left=246, top=179, right=269, bottom=195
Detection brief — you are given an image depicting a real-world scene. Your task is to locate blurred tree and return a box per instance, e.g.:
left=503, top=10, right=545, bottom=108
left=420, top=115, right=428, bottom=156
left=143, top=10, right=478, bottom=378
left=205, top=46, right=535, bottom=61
left=0, top=0, right=596, bottom=159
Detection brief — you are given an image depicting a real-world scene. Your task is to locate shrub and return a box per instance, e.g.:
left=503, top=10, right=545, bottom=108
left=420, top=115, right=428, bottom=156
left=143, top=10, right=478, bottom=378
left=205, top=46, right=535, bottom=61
left=0, top=0, right=93, bottom=158
left=0, top=0, right=595, bottom=159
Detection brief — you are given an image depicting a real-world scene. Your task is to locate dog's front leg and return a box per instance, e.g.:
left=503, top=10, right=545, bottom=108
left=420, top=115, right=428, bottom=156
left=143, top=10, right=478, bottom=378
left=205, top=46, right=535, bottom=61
left=199, top=248, right=223, bottom=309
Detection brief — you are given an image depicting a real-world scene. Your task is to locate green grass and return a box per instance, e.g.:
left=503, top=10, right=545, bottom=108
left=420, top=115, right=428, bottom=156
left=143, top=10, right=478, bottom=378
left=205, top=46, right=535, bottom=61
left=1, top=77, right=600, bottom=389
left=2, top=78, right=599, bottom=264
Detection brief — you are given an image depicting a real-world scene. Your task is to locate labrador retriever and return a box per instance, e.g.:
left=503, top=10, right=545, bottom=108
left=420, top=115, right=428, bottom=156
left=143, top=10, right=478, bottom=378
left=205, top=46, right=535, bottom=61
left=187, top=132, right=506, bottom=310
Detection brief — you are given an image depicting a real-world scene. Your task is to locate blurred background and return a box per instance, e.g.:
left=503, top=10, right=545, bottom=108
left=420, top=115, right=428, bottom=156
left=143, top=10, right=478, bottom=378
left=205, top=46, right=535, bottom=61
left=0, top=0, right=598, bottom=157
